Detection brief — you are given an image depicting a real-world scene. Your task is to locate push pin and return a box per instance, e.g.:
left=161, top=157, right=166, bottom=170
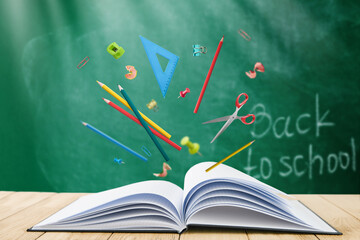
left=192, top=45, right=207, bottom=56
left=146, top=99, right=159, bottom=112
left=178, top=88, right=190, bottom=98
left=107, top=42, right=125, bottom=59
left=114, top=158, right=125, bottom=165
left=180, top=136, right=202, bottom=156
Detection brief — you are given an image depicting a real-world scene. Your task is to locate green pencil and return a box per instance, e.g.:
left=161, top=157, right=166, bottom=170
left=118, top=84, right=170, bottom=161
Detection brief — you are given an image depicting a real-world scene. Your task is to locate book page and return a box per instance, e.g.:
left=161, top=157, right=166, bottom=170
left=186, top=205, right=337, bottom=233
left=36, top=180, right=183, bottom=227
left=183, top=162, right=285, bottom=199
left=183, top=162, right=338, bottom=234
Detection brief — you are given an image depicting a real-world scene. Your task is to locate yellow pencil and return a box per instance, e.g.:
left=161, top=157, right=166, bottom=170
left=206, top=140, right=255, bottom=172
left=97, top=81, right=171, bottom=139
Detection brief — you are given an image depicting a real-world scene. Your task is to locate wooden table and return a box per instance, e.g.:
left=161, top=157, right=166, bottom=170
left=0, top=192, right=358, bottom=240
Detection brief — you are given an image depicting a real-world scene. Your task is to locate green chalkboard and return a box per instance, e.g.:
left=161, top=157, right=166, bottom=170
left=0, top=0, right=359, bottom=193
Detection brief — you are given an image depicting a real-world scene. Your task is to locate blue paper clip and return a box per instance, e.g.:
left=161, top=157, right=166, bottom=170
left=192, top=45, right=207, bottom=56
left=114, top=158, right=124, bottom=164
left=141, top=146, right=152, bottom=157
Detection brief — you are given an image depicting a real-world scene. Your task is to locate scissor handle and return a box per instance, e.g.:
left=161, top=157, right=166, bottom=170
left=240, top=114, right=255, bottom=125
left=236, top=93, right=248, bottom=108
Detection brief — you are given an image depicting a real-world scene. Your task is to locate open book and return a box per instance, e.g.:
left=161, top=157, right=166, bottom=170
left=29, top=162, right=340, bottom=234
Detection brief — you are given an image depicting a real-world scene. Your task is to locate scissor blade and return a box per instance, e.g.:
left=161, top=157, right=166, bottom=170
left=202, top=116, right=231, bottom=124
left=210, top=119, right=234, bottom=143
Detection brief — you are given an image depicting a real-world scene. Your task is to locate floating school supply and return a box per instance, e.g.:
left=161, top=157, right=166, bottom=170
left=97, top=81, right=171, bottom=139
left=192, top=45, right=207, bottom=56
left=107, top=42, right=125, bottom=59
left=141, top=146, right=152, bottom=157
left=238, top=29, right=251, bottom=41
left=125, top=65, right=137, bottom=80
left=103, top=98, right=181, bottom=151
left=178, top=88, right=190, bottom=98
left=206, top=140, right=255, bottom=172
left=202, top=93, right=255, bottom=143
left=180, top=136, right=202, bottom=156
left=114, top=158, right=124, bottom=165
left=77, top=56, right=89, bottom=69
left=118, top=85, right=170, bottom=162
left=81, top=121, right=147, bottom=162
left=153, top=162, right=171, bottom=177
left=194, top=36, right=224, bottom=113
left=246, top=62, right=265, bottom=79
left=140, top=35, right=179, bottom=98
left=146, top=99, right=159, bottom=112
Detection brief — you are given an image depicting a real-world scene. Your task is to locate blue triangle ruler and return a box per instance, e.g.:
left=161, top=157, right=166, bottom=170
left=140, top=35, right=179, bottom=98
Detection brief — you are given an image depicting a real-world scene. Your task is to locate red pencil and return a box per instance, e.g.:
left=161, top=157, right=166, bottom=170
left=103, top=98, right=182, bottom=151
left=194, top=36, right=224, bottom=113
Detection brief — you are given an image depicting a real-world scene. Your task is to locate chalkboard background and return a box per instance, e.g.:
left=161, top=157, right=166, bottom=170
left=0, top=0, right=359, bottom=193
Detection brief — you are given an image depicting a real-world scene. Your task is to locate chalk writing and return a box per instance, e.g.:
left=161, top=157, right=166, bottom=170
left=243, top=138, right=356, bottom=181
left=250, top=94, right=334, bottom=139
left=296, top=113, right=311, bottom=135
left=315, top=94, right=335, bottom=137
left=241, top=94, right=356, bottom=181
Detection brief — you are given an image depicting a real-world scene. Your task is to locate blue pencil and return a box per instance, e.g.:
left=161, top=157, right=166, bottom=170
left=81, top=121, right=147, bottom=162
left=118, top=85, right=170, bottom=161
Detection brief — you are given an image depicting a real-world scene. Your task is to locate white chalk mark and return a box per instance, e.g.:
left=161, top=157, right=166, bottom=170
left=316, top=94, right=335, bottom=137
left=296, top=113, right=311, bottom=135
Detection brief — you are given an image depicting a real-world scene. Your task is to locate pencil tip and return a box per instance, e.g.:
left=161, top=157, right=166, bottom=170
left=221, top=35, right=224, bottom=41
left=81, top=121, right=87, bottom=126
left=103, top=98, right=110, bottom=103
left=118, top=84, right=123, bottom=91
left=97, top=81, right=104, bottom=87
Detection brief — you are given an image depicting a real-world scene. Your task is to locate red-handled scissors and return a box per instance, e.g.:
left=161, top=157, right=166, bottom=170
left=202, top=93, right=255, bottom=143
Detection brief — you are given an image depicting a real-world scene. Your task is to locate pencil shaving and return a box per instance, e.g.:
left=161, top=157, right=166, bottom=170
left=246, top=62, right=264, bottom=79
left=153, top=162, right=171, bottom=177
left=125, top=65, right=137, bottom=80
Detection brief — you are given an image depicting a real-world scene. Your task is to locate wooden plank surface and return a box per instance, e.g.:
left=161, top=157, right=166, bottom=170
left=0, top=192, right=358, bottom=240
left=246, top=230, right=317, bottom=240
left=0, top=191, right=14, bottom=200
left=296, top=195, right=360, bottom=240
left=0, top=192, right=54, bottom=221
left=110, top=232, right=179, bottom=240
left=320, top=195, right=360, bottom=221
left=37, top=232, right=112, bottom=240
left=180, top=227, right=248, bottom=240
left=0, top=192, right=86, bottom=240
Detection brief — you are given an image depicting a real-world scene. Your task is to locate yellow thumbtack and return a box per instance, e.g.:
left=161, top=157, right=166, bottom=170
left=180, top=136, right=202, bottom=156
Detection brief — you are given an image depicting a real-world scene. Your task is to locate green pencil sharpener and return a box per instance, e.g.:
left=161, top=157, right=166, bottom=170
left=107, top=42, right=125, bottom=59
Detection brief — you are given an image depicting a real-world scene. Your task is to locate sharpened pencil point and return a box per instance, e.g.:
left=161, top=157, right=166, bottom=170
left=103, top=98, right=110, bottom=104
left=221, top=36, right=224, bottom=41
left=118, top=84, right=123, bottom=91
left=81, top=121, right=87, bottom=126
left=97, top=81, right=104, bottom=87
